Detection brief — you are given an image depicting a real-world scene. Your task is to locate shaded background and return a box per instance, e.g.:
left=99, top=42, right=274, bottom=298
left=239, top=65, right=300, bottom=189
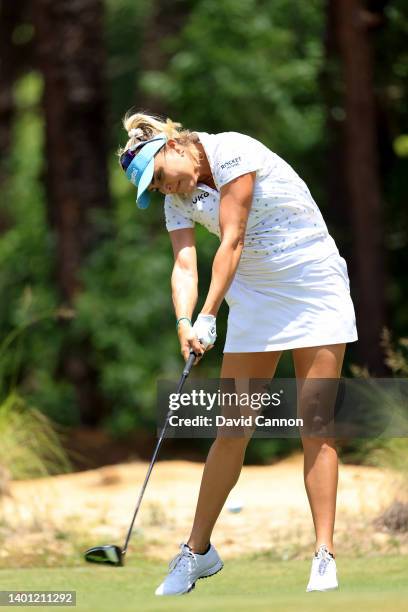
left=0, top=0, right=407, bottom=468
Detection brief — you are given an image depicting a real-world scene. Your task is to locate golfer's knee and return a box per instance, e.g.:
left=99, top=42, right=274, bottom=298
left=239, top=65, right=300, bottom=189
left=301, top=437, right=337, bottom=453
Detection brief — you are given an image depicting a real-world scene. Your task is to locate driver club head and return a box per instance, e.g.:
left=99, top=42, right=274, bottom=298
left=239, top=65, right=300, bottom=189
left=84, top=545, right=124, bottom=567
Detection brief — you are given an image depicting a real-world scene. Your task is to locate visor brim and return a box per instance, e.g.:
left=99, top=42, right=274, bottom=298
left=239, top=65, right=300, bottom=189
left=136, top=158, right=154, bottom=209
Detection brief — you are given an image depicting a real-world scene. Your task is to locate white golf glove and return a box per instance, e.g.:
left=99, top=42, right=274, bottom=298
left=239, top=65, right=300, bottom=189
left=192, top=314, right=217, bottom=349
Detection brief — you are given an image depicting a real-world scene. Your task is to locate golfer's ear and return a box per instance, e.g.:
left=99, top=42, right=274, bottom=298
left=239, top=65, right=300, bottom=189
left=167, top=139, right=184, bottom=154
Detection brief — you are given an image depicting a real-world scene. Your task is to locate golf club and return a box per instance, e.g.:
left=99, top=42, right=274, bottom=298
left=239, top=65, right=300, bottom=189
left=84, top=350, right=197, bottom=567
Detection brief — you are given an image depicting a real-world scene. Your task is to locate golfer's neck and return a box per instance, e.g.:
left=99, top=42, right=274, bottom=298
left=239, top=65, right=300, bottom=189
left=195, top=143, right=215, bottom=189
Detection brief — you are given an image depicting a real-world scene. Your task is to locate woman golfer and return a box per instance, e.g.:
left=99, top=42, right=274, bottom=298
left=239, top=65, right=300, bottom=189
left=119, top=112, right=358, bottom=595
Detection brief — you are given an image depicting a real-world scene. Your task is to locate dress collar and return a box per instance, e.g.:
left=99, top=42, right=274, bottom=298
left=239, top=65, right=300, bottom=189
left=196, top=182, right=219, bottom=195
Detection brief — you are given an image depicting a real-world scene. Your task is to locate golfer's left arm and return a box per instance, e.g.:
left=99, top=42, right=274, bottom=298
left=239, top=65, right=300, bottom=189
left=201, top=171, right=256, bottom=316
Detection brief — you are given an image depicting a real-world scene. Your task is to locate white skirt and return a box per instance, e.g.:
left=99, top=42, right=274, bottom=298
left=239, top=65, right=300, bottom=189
left=224, top=252, right=358, bottom=353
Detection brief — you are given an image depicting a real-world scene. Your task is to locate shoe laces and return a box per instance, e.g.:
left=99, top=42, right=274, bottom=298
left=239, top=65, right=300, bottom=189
left=168, top=543, right=198, bottom=574
left=315, top=545, right=332, bottom=576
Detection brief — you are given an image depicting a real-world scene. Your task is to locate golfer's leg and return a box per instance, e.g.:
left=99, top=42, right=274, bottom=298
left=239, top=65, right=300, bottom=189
left=187, top=350, right=282, bottom=553
left=293, top=343, right=346, bottom=555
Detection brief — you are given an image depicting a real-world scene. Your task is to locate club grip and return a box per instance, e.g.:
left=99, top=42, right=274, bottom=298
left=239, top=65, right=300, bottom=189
left=183, top=350, right=196, bottom=377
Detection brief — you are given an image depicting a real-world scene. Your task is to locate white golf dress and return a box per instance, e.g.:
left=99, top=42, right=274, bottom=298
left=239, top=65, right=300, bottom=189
left=164, top=131, right=358, bottom=353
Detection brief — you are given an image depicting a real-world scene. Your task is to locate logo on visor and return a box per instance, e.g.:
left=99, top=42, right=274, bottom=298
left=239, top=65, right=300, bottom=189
left=130, top=169, right=139, bottom=185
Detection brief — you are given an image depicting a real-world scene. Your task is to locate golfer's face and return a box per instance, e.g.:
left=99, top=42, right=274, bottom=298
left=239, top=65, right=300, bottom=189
left=149, top=146, right=198, bottom=196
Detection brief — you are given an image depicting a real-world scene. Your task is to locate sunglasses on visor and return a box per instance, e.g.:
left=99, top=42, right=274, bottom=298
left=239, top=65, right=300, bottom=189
left=120, top=141, right=147, bottom=172
left=120, top=149, right=135, bottom=172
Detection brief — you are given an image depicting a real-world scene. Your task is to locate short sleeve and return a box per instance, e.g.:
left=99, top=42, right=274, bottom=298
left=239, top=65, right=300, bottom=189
left=212, top=132, right=264, bottom=189
left=164, top=195, right=195, bottom=232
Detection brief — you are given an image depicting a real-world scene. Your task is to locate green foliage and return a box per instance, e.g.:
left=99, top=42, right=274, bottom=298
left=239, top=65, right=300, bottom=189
left=341, top=329, right=408, bottom=468
left=142, top=0, right=325, bottom=163
left=105, top=0, right=151, bottom=140
left=0, top=0, right=407, bottom=467
left=373, top=1, right=408, bottom=337
left=71, top=162, right=184, bottom=433
left=0, top=392, right=70, bottom=479
left=393, top=135, right=408, bottom=158
left=0, top=74, right=64, bottom=404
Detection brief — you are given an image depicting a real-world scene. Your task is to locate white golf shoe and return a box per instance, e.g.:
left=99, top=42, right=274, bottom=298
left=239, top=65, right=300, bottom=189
left=306, top=544, right=338, bottom=592
left=155, top=542, right=223, bottom=596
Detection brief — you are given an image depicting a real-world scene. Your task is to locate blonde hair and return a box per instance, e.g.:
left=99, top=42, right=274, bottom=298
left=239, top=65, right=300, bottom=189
left=119, top=110, right=200, bottom=166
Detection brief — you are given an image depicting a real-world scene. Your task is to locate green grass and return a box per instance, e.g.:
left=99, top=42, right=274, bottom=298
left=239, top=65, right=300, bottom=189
left=0, top=555, right=407, bottom=611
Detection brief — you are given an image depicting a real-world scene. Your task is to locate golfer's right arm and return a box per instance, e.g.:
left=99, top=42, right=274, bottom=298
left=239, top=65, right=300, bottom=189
left=170, top=228, right=204, bottom=362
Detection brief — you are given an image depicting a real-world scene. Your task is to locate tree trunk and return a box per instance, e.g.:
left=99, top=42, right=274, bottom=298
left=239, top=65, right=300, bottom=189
left=332, top=0, right=388, bottom=374
left=33, top=0, right=110, bottom=424
left=321, top=0, right=351, bottom=240
left=34, top=0, right=110, bottom=300
left=0, top=0, right=33, bottom=230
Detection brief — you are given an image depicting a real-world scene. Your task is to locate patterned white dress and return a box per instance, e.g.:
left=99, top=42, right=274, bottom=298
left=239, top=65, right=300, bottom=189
left=164, top=131, right=358, bottom=352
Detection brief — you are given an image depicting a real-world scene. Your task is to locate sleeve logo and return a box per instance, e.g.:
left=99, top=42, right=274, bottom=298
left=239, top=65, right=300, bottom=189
left=220, top=156, right=242, bottom=170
